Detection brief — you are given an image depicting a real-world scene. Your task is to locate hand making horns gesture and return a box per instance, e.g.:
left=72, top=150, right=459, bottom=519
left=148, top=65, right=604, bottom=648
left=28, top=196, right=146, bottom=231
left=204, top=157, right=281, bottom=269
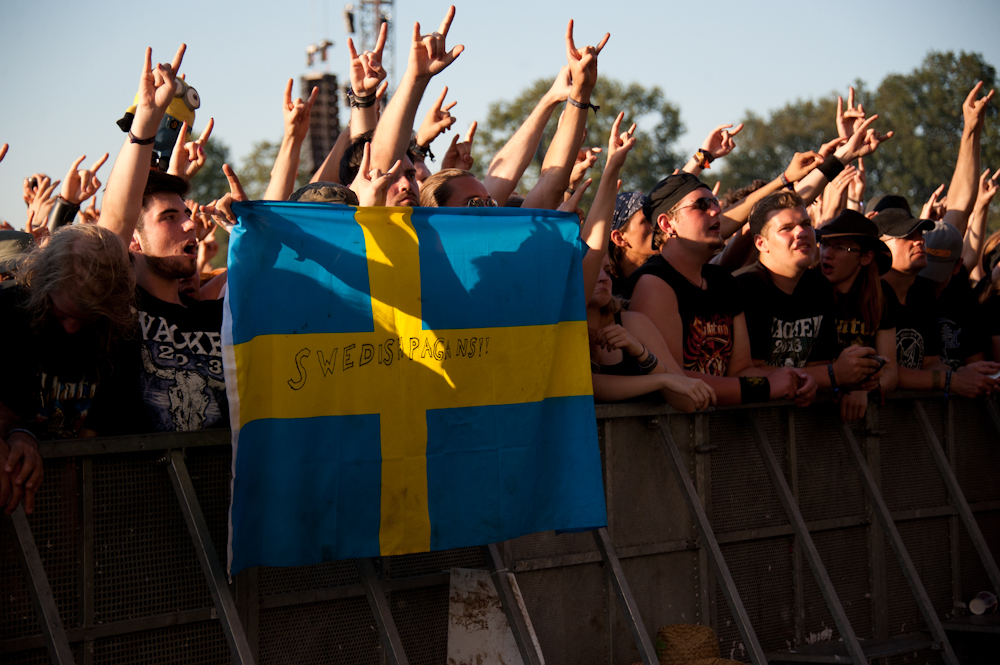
left=137, top=44, right=186, bottom=117
left=565, top=19, right=610, bottom=92
left=409, top=5, right=464, bottom=80
left=348, top=20, right=387, bottom=97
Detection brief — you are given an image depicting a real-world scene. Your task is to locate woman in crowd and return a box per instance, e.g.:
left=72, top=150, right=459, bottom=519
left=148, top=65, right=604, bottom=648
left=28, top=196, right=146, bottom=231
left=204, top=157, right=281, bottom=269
left=607, top=192, right=659, bottom=295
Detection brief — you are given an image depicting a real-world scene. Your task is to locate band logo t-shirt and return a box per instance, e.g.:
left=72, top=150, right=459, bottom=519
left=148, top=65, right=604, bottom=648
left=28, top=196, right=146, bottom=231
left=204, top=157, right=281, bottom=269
left=623, top=255, right=743, bottom=376
left=736, top=263, right=839, bottom=367
left=882, top=276, right=942, bottom=370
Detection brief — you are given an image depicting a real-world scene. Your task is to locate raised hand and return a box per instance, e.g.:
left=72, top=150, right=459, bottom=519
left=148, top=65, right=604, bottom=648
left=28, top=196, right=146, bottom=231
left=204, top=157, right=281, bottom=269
left=819, top=137, right=848, bottom=159
left=963, top=81, right=995, bottom=132
left=977, top=168, right=1000, bottom=206
left=836, top=114, right=893, bottom=162
left=920, top=183, right=946, bottom=220
left=544, top=66, right=573, bottom=105
left=569, top=145, right=601, bottom=192
left=350, top=142, right=402, bottom=207
left=784, top=150, right=825, bottom=182
left=26, top=175, right=59, bottom=236
left=61, top=153, right=109, bottom=205
left=836, top=87, right=866, bottom=139
left=137, top=44, right=186, bottom=117
left=408, top=5, right=464, bottom=81
left=848, top=157, right=867, bottom=207
left=0, top=143, right=7, bottom=163
left=557, top=177, right=591, bottom=221
left=168, top=118, right=214, bottom=181
left=819, top=164, right=857, bottom=223
left=441, top=121, right=476, bottom=171
left=200, top=164, right=248, bottom=233
left=702, top=123, right=744, bottom=159
left=283, top=80, right=319, bottom=142
left=565, top=19, right=609, bottom=93
left=79, top=196, right=100, bottom=224
left=348, top=21, right=387, bottom=97
left=605, top=111, right=637, bottom=170
left=22, top=173, right=48, bottom=206
left=416, top=86, right=458, bottom=148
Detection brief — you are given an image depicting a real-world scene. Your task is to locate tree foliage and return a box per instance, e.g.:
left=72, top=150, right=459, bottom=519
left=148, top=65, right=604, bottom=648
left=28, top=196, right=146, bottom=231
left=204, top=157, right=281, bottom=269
left=475, top=76, right=685, bottom=198
left=237, top=140, right=310, bottom=201
left=719, top=51, right=999, bottom=229
left=186, top=136, right=231, bottom=205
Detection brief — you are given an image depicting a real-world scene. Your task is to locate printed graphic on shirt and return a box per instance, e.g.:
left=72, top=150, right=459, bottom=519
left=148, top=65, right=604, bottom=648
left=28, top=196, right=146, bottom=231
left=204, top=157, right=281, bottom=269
left=836, top=317, right=872, bottom=349
left=31, top=372, right=98, bottom=439
left=138, top=310, right=226, bottom=431
left=684, top=314, right=734, bottom=376
left=896, top=328, right=925, bottom=369
left=767, top=315, right=824, bottom=367
left=938, top=317, right=962, bottom=369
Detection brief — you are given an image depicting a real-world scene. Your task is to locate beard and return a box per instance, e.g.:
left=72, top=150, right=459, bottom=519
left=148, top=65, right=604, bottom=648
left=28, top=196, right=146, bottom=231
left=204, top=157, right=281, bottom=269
left=144, top=254, right=196, bottom=280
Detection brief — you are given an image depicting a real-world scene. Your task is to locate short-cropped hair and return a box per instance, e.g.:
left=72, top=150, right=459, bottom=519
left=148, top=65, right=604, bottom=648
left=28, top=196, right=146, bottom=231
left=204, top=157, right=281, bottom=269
left=748, top=190, right=805, bottom=238
left=138, top=171, right=190, bottom=232
left=419, top=169, right=476, bottom=208
left=15, top=224, right=136, bottom=350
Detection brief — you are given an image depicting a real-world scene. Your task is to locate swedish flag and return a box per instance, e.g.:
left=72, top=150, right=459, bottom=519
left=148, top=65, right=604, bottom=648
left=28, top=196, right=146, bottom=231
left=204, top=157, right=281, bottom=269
left=223, top=203, right=607, bottom=575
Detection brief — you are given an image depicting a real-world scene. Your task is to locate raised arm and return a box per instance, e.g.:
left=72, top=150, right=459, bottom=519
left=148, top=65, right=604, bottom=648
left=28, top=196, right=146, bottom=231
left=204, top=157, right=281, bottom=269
left=965, top=168, right=999, bottom=278
left=167, top=117, right=214, bottom=182
left=522, top=21, right=609, bottom=210
left=101, top=44, right=186, bottom=243
left=263, top=80, right=318, bottom=201
left=581, top=112, right=635, bottom=300
left=370, top=6, right=463, bottom=174
left=484, top=67, right=572, bottom=205
left=682, top=123, right=744, bottom=176
left=943, top=82, right=993, bottom=235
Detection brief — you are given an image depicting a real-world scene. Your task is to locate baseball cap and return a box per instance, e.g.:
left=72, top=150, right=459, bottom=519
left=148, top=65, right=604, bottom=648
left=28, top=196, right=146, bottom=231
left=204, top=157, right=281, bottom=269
left=918, top=221, right=963, bottom=283
left=288, top=182, right=360, bottom=205
left=817, top=210, right=892, bottom=274
left=873, top=208, right=934, bottom=239
left=868, top=194, right=913, bottom=217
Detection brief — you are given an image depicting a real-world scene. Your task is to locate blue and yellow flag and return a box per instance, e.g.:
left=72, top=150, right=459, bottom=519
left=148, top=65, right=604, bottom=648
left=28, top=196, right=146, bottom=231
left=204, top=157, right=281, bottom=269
left=223, top=202, right=606, bottom=575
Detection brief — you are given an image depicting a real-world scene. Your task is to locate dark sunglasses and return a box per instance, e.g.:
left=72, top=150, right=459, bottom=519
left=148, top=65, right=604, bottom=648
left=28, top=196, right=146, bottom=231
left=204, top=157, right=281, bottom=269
left=466, top=196, right=498, bottom=208
left=675, top=196, right=720, bottom=213
left=819, top=240, right=862, bottom=254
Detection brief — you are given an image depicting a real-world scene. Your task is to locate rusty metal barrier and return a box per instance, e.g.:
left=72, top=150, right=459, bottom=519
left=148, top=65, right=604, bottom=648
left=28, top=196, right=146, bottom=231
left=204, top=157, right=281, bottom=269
left=3, top=396, right=998, bottom=664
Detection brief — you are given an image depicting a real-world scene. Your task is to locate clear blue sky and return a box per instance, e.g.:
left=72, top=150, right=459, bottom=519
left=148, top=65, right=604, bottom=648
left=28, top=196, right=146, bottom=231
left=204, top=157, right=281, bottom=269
left=1, top=0, right=998, bottom=226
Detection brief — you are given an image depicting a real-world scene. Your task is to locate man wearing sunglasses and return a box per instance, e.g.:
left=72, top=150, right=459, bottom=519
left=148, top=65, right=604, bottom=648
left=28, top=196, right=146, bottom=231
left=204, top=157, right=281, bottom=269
left=625, top=173, right=815, bottom=406
left=736, top=191, right=884, bottom=397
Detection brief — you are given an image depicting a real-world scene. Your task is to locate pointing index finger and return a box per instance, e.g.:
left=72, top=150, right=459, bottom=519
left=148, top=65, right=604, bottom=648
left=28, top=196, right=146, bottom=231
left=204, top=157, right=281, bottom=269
left=348, top=37, right=358, bottom=60
left=730, top=123, right=744, bottom=136
left=434, top=86, right=449, bottom=110
left=565, top=20, right=577, bottom=59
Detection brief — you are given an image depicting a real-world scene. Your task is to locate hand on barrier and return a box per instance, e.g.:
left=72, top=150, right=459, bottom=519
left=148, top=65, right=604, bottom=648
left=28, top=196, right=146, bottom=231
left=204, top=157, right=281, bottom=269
left=1, top=432, right=42, bottom=515
left=951, top=362, right=1000, bottom=398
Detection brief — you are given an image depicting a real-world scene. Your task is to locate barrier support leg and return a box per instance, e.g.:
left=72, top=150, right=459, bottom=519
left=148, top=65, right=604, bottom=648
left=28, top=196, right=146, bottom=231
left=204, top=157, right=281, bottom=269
left=592, top=527, right=658, bottom=665
left=166, top=450, right=255, bottom=665
left=913, top=402, right=1000, bottom=593
left=355, top=558, right=410, bottom=665
left=656, top=421, right=768, bottom=665
left=836, top=421, right=959, bottom=665
left=483, top=543, right=544, bottom=665
left=6, top=505, right=76, bottom=665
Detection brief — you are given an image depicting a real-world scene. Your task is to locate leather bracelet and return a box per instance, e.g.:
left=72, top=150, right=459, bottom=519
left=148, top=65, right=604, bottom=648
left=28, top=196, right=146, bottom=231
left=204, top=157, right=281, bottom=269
left=7, top=428, right=38, bottom=446
left=567, top=97, right=599, bottom=114
left=411, top=142, right=434, bottom=162
left=739, top=376, right=770, bottom=404
left=828, top=363, right=840, bottom=402
left=779, top=171, right=792, bottom=188
left=817, top=155, right=845, bottom=182
left=636, top=349, right=658, bottom=374
left=943, top=369, right=952, bottom=400
left=694, top=149, right=714, bottom=170
left=348, top=90, right=378, bottom=109
left=47, top=196, right=80, bottom=234
left=128, top=130, right=156, bottom=145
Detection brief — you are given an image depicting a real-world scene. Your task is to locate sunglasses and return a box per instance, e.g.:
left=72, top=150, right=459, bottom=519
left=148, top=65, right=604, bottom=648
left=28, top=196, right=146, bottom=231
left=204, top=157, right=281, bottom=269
left=819, top=240, right=862, bottom=254
left=466, top=196, right=498, bottom=208
left=674, top=196, right=720, bottom=213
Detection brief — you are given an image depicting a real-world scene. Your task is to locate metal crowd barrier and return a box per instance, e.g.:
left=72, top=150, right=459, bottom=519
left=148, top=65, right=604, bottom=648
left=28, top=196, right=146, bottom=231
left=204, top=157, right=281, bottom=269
left=3, top=395, right=998, bottom=665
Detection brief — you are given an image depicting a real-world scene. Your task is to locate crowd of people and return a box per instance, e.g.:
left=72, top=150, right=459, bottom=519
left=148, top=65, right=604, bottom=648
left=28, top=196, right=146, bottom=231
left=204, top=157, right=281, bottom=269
left=1, top=7, right=999, bottom=516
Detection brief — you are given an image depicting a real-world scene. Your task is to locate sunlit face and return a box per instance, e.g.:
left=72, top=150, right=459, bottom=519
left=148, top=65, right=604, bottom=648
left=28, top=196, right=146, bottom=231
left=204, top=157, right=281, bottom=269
left=883, top=230, right=927, bottom=274
left=820, top=237, right=871, bottom=287
left=443, top=176, right=492, bottom=208
left=50, top=291, right=96, bottom=334
left=386, top=154, right=420, bottom=208
left=132, top=192, right=197, bottom=279
left=756, top=206, right=815, bottom=272
left=660, top=188, right=722, bottom=251
left=589, top=256, right=613, bottom=308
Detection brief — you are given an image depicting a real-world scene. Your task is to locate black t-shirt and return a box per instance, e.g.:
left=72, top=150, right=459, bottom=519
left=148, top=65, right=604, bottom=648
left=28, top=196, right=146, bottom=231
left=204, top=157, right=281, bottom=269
left=934, top=268, right=986, bottom=368
left=882, top=276, right=942, bottom=369
left=735, top=263, right=839, bottom=367
left=985, top=293, right=1000, bottom=341
left=0, top=286, right=127, bottom=439
left=830, top=274, right=896, bottom=351
left=623, top=255, right=743, bottom=376
left=127, top=285, right=228, bottom=432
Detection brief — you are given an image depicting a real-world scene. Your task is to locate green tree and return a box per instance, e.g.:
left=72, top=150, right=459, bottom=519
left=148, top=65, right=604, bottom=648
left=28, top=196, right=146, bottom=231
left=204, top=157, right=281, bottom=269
left=187, top=136, right=232, bottom=204
left=237, top=140, right=310, bottom=201
left=475, top=76, right=685, bottom=199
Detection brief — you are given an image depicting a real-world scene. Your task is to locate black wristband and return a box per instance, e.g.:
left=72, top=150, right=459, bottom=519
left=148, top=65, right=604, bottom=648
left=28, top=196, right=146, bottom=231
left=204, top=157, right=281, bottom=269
left=817, top=155, right=845, bottom=182
left=637, top=350, right=658, bottom=375
left=411, top=142, right=435, bottom=162
left=128, top=130, right=155, bottom=145
left=47, top=196, right=80, bottom=233
left=349, top=90, right=378, bottom=109
left=739, top=376, right=771, bottom=404
left=568, top=97, right=600, bottom=114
